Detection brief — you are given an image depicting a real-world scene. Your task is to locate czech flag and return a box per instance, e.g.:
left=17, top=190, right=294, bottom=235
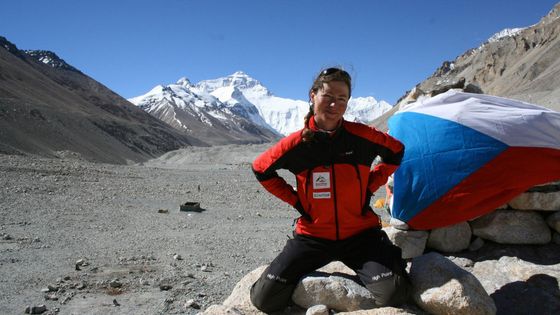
left=388, top=90, right=560, bottom=230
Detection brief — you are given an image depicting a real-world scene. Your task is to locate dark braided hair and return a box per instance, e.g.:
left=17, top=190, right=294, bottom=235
left=302, top=67, right=352, bottom=142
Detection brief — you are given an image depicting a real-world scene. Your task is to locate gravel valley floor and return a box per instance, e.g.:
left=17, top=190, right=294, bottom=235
left=1, top=144, right=559, bottom=315
left=1, top=144, right=297, bottom=314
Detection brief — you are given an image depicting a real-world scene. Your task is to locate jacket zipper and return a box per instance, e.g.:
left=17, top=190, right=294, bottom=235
left=305, top=170, right=313, bottom=214
left=331, top=165, right=340, bottom=240
left=352, top=164, right=364, bottom=214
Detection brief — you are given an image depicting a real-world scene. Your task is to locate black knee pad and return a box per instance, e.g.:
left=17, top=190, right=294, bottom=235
left=250, top=272, right=296, bottom=313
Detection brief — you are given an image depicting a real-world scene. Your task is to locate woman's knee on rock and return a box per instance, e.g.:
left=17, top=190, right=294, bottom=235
left=250, top=273, right=296, bottom=313
left=365, top=274, right=411, bottom=307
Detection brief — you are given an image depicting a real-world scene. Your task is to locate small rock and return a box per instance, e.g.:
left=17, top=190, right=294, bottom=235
left=44, top=293, right=58, bottom=301
left=159, top=284, right=173, bottom=291
left=109, top=279, right=122, bottom=288
left=60, top=295, right=72, bottom=304
left=1, top=233, right=12, bottom=240
left=75, top=258, right=88, bottom=270
left=113, top=299, right=120, bottom=306
left=468, top=237, right=485, bottom=251
left=185, top=299, right=201, bottom=309
left=158, top=209, right=169, bottom=214
left=24, top=304, right=47, bottom=314
left=306, top=304, right=329, bottom=315
left=173, top=254, right=183, bottom=260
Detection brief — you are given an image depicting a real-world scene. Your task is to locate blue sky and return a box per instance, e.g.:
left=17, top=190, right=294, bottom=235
left=1, top=0, right=558, bottom=104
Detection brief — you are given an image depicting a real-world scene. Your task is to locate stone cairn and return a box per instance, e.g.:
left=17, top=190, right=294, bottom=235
left=200, top=181, right=560, bottom=315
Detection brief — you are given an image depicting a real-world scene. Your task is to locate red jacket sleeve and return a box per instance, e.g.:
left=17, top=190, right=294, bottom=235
left=251, top=132, right=302, bottom=207
left=367, top=130, right=404, bottom=193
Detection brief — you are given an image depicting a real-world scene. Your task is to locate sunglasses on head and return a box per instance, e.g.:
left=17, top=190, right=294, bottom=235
left=321, top=67, right=350, bottom=78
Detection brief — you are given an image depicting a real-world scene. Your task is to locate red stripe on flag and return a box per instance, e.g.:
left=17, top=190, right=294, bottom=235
left=408, top=147, right=560, bottom=230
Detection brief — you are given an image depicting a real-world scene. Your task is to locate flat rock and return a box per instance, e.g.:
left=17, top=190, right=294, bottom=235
left=470, top=210, right=551, bottom=244
left=508, top=191, right=560, bottom=211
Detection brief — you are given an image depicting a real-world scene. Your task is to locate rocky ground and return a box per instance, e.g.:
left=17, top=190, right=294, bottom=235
left=1, top=144, right=559, bottom=315
left=0, top=144, right=294, bottom=314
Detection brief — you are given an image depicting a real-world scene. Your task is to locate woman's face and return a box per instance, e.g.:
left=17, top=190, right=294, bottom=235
left=310, top=81, right=349, bottom=130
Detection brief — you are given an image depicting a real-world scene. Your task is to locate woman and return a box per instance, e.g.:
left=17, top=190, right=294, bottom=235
left=250, top=67, right=410, bottom=313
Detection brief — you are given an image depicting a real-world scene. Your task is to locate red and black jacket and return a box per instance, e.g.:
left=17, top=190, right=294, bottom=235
left=252, top=117, right=404, bottom=240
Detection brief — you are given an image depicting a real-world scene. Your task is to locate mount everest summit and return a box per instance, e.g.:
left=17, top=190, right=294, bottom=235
left=129, top=71, right=392, bottom=145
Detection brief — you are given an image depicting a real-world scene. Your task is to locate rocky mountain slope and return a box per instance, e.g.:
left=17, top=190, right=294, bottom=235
left=373, top=3, right=560, bottom=130
left=0, top=37, right=202, bottom=164
left=129, top=75, right=281, bottom=145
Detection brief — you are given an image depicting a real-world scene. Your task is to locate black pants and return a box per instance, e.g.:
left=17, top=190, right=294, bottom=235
left=250, top=228, right=411, bottom=313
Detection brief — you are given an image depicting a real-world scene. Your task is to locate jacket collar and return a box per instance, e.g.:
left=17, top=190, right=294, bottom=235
left=309, top=116, right=344, bottom=135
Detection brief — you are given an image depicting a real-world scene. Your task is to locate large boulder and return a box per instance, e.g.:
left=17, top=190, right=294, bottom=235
left=292, top=273, right=376, bottom=312
left=223, top=266, right=267, bottom=314
left=427, top=222, right=472, bottom=253
left=204, top=263, right=414, bottom=315
left=410, top=252, right=496, bottom=315
left=293, top=261, right=410, bottom=312
left=470, top=210, right=551, bottom=244
left=472, top=256, right=560, bottom=314
left=472, top=256, right=560, bottom=294
left=383, top=226, right=428, bottom=259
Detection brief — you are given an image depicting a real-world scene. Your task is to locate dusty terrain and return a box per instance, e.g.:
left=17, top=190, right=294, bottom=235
left=2, top=144, right=559, bottom=315
left=1, top=144, right=296, bottom=314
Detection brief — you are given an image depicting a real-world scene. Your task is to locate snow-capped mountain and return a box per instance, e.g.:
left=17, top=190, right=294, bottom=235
left=195, top=71, right=308, bottom=135
left=346, top=97, right=392, bottom=124
left=129, top=77, right=280, bottom=145
left=194, top=71, right=392, bottom=135
left=130, top=71, right=393, bottom=144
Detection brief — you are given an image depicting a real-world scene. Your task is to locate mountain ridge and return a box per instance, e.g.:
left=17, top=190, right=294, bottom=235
left=373, top=3, right=560, bottom=131
left=0, top=36, right=200, bottom=164
left=130, top=71, right=392, bottom=138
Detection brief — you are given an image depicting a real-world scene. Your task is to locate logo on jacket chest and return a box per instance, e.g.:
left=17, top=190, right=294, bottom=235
left=312, top=172, right=331, bottom=199
left=313, top=172, right=331, bottom=189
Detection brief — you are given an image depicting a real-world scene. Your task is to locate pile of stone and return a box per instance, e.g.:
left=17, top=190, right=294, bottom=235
left=387, top=181, right=560, bottom=259
left=200, top=182, right=560, bottom=315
